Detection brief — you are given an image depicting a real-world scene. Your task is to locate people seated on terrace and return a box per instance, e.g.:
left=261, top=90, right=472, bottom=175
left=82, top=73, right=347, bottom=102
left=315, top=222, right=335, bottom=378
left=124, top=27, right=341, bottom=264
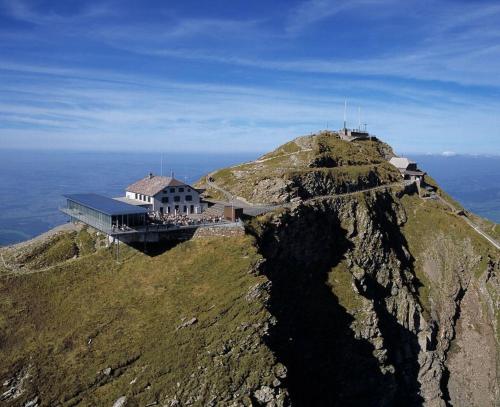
left=147, top=211, right=223, bottom=226
left=111, top=223, right=134, bottom=232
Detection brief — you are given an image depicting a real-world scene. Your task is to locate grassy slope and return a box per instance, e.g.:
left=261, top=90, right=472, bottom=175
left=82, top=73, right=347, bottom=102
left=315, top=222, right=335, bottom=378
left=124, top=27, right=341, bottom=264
left=399, top=193, right=498, bottom=315
left=327, top=260, right=363, bottom=312
left=0, top=233, right=276, bottom=406
left=425, top=175, right=499, bottom=242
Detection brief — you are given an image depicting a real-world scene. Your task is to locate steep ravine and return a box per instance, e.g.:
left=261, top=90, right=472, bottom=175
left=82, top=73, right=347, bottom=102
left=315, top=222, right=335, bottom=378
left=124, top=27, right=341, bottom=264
left=248, top=186, right=498, bottom=406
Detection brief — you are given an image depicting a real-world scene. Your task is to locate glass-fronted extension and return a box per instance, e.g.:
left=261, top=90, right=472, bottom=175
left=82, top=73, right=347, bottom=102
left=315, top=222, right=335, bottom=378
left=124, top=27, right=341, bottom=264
left=60, top=193, right=148, bottom=235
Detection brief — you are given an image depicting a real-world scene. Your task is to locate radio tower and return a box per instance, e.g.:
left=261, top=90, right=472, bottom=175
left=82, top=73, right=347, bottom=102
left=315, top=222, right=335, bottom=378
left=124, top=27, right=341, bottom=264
left=343, top=99, right=347, bottom=130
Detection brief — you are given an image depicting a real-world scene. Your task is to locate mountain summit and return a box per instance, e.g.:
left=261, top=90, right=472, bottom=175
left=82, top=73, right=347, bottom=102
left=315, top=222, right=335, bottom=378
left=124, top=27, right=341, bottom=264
left=203, top=131, right=399, bottom=204
left=1, top=131, right=498, bottom=407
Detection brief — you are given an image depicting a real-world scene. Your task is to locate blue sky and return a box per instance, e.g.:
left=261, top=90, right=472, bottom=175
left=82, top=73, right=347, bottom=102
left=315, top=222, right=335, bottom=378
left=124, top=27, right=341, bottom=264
left=0, top=0, right=499, bottom=154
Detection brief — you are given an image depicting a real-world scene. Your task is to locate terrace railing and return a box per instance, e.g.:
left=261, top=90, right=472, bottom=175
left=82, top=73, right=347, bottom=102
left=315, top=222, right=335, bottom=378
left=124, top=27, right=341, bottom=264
left=60, top=207, right=241, bottom=236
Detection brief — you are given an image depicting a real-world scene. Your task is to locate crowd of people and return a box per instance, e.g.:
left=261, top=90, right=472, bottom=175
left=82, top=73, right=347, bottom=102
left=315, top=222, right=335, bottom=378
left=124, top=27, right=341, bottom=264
left=147, top=211, right=224, bottom=227
left=111, top=224, right=133, bottom=232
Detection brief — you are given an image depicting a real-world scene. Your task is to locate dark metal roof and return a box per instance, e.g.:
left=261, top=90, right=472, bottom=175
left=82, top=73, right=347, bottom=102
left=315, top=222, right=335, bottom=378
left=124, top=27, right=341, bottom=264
left=64, top=193, right=149, bottom=216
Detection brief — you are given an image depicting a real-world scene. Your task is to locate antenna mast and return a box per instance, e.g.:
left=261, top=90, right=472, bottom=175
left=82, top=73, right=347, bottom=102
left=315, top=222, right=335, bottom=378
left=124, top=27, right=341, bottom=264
left=358, top=107, right=361, bottom=131
left=343, top=99, right=347, bottom=130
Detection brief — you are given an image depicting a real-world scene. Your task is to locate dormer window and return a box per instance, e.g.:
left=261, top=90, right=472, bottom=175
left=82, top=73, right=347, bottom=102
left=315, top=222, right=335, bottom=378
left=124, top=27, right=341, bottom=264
left=170, top=188, right=175, bottom=193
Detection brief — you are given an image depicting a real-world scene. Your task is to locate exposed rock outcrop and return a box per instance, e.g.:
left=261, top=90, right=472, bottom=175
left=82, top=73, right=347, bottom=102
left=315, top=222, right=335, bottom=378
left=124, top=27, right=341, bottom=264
left=1, top=132, right=497, bottom=406
left=248, top=185, right=499, bottom=406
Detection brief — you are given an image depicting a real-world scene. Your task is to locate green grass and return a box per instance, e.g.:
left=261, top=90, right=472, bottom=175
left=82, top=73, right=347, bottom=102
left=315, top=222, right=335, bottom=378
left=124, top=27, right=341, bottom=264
left=12, top=232, right=79, bottom=270
left=261, top=140, right=301, bottom=158
left=285, top=162, right=400, bottom=184
left=1, top=228, right=103, bottom=273
left=203, top=187, right=227, bottom=201
left=467, top=214, right=500, bottom=242
left=327, top=261, right=362, bottom=312
left=0, top=233, right=278, bottom=406
left=208, top=133, right=401, bottom=204
left=399, top=193, right=498, bottom=316
left=75, top=228, right=97, bottom=256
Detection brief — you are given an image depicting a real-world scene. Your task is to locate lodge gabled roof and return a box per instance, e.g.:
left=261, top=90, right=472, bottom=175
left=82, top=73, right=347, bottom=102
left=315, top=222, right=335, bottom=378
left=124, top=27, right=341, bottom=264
left=126, top=174, right=187, bottom=196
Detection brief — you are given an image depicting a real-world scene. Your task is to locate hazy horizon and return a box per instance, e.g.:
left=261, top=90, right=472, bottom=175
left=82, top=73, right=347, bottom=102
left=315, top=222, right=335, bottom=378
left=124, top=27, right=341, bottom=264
left=1, top=149, right=498, bottom=246
left=1, top=146, right=500, bottom=158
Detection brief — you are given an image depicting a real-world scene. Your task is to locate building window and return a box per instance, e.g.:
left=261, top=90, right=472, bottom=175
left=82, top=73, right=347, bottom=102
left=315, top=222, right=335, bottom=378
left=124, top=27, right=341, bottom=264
left=148, top=196, right=151, bottom=202
left=179, top=187, right=184, bottom=192
left=170, top=188, right=175, bottom=193
left=185, top=195, right=192, bottom=201
left=187, top=188, right=191, bottom=192
left=162, top=197, right=169, bottom=203
left=183, top=205, right=187, bottom=213
left=174, top=196, right=180, bottom=202
left=135, top=193, right=138, bottom=199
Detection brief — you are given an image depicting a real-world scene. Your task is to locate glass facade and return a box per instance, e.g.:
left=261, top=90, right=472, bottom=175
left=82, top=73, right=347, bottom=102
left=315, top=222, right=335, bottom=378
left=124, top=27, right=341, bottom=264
left=67, top=199, right=112, bottom=231
left=64, top=198, right=146, bottom=234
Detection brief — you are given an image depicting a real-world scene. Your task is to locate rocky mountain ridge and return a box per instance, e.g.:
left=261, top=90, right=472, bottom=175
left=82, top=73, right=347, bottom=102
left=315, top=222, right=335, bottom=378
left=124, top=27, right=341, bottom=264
left=0, top=131, right=498, bottom=406
left=203, top=131, right=401, bottom=204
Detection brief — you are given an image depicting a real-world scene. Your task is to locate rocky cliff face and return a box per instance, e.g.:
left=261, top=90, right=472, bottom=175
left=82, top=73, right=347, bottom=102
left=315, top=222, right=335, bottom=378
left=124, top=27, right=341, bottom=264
left=1, top=132, right=498, bottom=406
left=247, top=183, right=498, bottom=406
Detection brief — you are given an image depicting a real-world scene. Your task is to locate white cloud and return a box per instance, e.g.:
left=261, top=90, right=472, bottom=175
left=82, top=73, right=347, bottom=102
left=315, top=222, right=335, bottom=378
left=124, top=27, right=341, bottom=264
left=4, top=1, right=500, bottom=87
left=1, top=1, right=500, bottom=154
left=0, top=0, right=110, bottom=24
left=285, top=0, right=400, bottom=34
left=0, top=61, right=499, bottom=154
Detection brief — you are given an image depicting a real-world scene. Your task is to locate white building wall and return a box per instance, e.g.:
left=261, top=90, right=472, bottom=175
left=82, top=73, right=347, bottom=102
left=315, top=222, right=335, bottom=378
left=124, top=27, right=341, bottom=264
left=125, top=191, right=153, bottom=206
left=125, top=184, right=206, bottom=214
left=153, top=185, right=206, bottom=214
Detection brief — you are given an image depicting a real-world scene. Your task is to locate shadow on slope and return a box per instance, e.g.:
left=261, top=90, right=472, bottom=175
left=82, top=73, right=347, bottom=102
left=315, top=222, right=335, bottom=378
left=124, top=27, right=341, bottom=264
left=251, top=201, right=424, bottom=406
left=127, top=228, right=198, bottom=257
